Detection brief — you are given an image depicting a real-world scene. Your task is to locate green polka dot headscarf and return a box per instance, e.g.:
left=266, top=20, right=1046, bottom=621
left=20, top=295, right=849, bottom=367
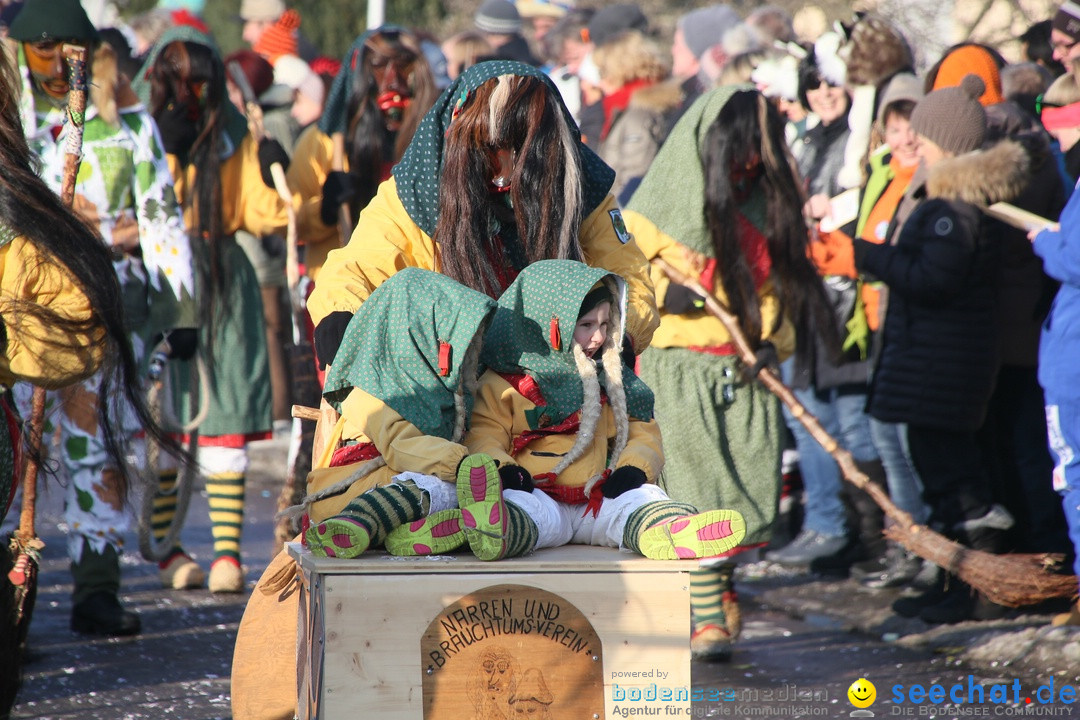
left=482, top=259, right=654, bottom=428
left=392, top=60, right=615, bottom=237
left=323, top=268, right=497, bottom=440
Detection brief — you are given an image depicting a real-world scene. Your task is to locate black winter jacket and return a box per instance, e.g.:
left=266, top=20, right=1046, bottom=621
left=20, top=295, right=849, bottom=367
left=854, top=140, right=1030, bottom=432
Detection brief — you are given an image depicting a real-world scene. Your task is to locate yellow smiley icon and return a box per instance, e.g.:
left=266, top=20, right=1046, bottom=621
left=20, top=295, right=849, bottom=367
left=848, top=678, right=876, bottom=708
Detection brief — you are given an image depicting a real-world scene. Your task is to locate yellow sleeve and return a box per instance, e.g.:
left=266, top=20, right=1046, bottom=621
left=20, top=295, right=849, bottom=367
left=463, top=373, right=517, bottom=469
left=229, top=135, right=291, bottom=238
left=286, top=126, right=342, bottom=279
left=579, top=195, right=659, bottom=352
left=614, top=417, right=664, bottom=483
left=0, top=237, right=104, bottom=388
left=340, top=388, right=466, bottom=482
left=623, top=209, right=796, bottom=360
left=307, top=176, right=436, bottom=326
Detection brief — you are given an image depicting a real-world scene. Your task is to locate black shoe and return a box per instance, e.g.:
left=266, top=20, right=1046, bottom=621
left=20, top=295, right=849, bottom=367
left=919, top=583, right=976, bottom=624
left=860, top=547, right=923, bottom=589
left=892, top=575, right=948, bottom=618
left=71, top=592, right=141, bottom=636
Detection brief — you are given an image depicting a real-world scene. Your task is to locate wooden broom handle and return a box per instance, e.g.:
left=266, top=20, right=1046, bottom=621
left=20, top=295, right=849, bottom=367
left=651, top=257, right=909, bottom=526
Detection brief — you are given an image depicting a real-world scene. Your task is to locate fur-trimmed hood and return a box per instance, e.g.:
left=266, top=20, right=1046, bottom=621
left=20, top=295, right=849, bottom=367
left=925, top=139, right=1030, bottom=206
left=628, top=79, right=685, bottom=115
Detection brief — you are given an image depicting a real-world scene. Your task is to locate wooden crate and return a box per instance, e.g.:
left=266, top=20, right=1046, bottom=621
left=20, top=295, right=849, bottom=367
left=288, top=543, right=693, bottom=719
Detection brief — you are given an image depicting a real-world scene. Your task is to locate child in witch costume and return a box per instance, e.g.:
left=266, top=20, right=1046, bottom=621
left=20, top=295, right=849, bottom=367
left=387, top=260, right=746, bottom=562
left=302, top=268, right=497, bottom=557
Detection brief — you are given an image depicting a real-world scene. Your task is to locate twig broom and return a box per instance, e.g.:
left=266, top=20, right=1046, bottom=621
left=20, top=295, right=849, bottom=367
left=653, top=258, right=1077, bottom=607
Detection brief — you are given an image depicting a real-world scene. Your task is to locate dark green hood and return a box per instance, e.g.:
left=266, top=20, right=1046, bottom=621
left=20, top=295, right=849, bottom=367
left=391, top=59, right=614, bottom=237
left=323, top=268, right=498, bottom=440
left=481, top=259, right=653, bottom=429
left=132, top=26, right=248, bottom=157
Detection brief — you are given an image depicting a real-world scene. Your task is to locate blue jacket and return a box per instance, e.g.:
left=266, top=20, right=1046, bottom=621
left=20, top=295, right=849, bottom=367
left=1034, top=183, right=1080, bottom=398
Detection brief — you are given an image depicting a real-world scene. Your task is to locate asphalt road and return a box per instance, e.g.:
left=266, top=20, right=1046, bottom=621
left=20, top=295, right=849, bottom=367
left=5, top=435, right=1076, bottom=719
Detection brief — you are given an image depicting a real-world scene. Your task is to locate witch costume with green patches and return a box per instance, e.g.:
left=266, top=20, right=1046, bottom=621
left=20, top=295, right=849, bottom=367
left=8, top=0, right=196, bottom=635
left=301, top=268, right=500, bottom=558
left=387, top=260, right=747, bottom=562
left=306, top=60, right=659, bottom=369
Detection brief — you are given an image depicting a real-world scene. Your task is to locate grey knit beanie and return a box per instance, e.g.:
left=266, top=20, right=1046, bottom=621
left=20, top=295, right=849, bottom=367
left=677, top=4, right=740, bottom=59
left=910, top=74, right=987, bottom=155
left=475, top=0, right=522, bottom=34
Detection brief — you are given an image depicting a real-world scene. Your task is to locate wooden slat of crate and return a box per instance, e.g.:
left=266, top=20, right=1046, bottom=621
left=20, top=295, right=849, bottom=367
left=289, top=543, right=692, bottom=720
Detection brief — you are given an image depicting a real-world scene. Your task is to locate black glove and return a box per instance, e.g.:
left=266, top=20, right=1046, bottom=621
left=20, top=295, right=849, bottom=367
left=602, top=466, right=647, bottom=499
left=320, top=171, right=360, bottom=226
left=257, top=138, right=290, bottom=188
left=499, top=464, right=534, bottom=493
left=313, top=311, right=353, bottom=369
left=740, top=340, right=779, bottom=381
left=152, top=328, right=199, bottom=361
left=663, top=283, right=706, bottom=314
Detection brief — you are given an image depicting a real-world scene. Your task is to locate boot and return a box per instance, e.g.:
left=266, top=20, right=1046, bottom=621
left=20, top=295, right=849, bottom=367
left=891, top=568, right=948, bottom=618
left=918, top=580, right=1008, bottom=624
left=810, top=460, right=887, bottom=577
left=70, top=540, right=140, bottom=636
left=856, top=542, right=924, bottom=589
left=690, top=566, right=735, bottom=662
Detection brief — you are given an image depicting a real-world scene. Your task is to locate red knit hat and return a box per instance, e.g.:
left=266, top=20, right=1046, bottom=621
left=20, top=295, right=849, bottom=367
left=254, top=8, right=300, bottom=64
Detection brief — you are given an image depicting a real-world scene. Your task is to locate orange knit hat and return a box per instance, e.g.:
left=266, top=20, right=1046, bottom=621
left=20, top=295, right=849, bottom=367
left=931, top=45, right=1003, bottom=107
left=254, top=8, right=300, bottom=64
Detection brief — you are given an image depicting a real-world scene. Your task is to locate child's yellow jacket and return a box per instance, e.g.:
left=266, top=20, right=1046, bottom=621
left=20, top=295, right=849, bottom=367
left=465, top=370, right=663, bottom=491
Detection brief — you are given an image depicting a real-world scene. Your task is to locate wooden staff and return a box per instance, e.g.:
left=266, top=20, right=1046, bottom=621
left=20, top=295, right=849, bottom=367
left=8, top=45, right=89, bottom=586
left=330, top=132, right=352, bottom=246
left=652, top=257, right=1077, bottom=607
left=226, top=62, right=300, bottom=291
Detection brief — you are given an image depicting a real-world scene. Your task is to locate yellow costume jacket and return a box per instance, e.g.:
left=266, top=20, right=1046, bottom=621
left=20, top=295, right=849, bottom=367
left=306, top=177, right=660, bottom=352
left=623, top=210, right=795, bottom=360
left=464, top=370, right=663, bottom=491
left=286, top=125, right=344, bottom=281
left=0, top=236, right=103, bottom=389
left=168, top=134, right=292, bottom=238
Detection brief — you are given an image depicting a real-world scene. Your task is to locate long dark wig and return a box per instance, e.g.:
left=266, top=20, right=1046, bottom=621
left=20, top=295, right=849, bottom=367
left=701, top=89, right=835, bottom=366
left=433, top=74, right=585, bottom=298
left=0, top=49, right=181, bottom=493
left=147, top=40, right=230, bottom=346
left=344, top=28, right=436, bottom=220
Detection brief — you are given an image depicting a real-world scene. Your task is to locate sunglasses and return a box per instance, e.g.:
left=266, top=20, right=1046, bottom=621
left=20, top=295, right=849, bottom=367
left=805, top=77, right=841, bottom=91
left=1036, top=94, right=1062, bottom=114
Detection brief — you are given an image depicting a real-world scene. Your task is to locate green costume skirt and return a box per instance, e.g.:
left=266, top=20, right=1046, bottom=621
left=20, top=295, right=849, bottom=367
left=173, top=238, right=271, bottom=439
left=639, top=347, right=782, bottom=547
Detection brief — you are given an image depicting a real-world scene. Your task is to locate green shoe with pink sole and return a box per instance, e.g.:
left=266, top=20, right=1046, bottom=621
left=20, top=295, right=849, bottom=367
left=638, top=509, right=746, bottom=560
left=385, top=509, right=467, bottom=556
left=456, top=454, right=508, bottom=561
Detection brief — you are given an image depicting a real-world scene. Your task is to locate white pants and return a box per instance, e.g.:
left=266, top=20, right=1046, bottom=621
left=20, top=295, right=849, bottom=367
left=503, top=484, right=671, bottom=550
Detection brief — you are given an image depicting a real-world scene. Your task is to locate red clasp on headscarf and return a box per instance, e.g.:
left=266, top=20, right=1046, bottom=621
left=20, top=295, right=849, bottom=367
left=438, top=341, right=452, bottom=376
